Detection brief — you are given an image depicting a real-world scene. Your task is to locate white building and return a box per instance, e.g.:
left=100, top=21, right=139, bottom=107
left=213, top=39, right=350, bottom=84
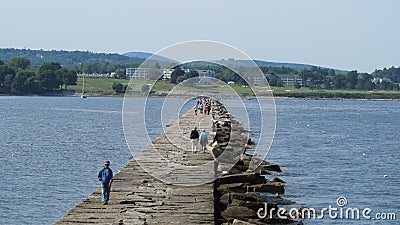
left=197, top=70, right=215, bottom=78
left=278, top=74, right=303, bottom=86
left=372, top=77, right=392, bottom=84
left=162, top=67, right=191, bottom=80
left=162, top=69, right=174, bottom=80
left=126, top=68, right=162, bottom=80
left=126, top=68, right=150, bottom=80
left=77, top=73, right=113, bottom=78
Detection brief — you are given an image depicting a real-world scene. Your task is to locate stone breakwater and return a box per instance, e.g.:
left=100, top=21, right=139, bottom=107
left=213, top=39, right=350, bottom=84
left=211, top=100, right=302, bottom=225
left=55, top=99, right=303, bottom=225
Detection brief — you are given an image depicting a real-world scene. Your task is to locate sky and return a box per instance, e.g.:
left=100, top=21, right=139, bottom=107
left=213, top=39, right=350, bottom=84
left=1, top=0, right=399, bottom=72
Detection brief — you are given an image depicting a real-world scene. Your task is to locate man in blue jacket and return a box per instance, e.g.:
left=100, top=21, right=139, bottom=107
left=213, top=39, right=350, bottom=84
left=98, top=160, right=113, bottom=205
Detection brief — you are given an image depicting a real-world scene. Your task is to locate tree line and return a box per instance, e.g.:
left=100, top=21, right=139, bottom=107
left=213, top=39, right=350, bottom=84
left=372, top=66, right=400, bottom=83
left=295, top=67, right=399, bottom=91
left=0, top=57, right=77, bottom=95
left=0, top=48, right=142, bottom=67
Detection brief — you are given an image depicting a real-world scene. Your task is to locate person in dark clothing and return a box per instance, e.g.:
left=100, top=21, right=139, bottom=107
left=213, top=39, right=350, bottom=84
left=190, top=127, right=200, bottom=153
left=98, top=160, right=113, bottom=205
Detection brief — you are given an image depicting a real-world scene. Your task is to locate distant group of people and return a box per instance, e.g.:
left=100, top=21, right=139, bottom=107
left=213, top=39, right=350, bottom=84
left=194, top=97, right=211, bottom=115
left=190, top=127, right=208, bottom=153
left=190, top=97, right=211, bottom=153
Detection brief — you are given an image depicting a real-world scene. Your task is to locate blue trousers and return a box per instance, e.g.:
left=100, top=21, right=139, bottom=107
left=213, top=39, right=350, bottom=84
left=101, top=183, right=111, bottom=203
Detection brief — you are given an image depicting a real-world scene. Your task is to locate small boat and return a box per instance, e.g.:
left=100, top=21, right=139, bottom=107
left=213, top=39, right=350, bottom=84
left=80, top=76, right=87, bottom=98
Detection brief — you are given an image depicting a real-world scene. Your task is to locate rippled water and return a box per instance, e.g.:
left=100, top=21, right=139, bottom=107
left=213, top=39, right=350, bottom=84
left=264, top=99, right=400, bottom=224
left=0, top=97, right=399, bottom=224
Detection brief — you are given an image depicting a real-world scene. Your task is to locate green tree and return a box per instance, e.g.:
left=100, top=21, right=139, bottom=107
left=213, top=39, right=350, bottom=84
left=7, top=57, right=31, bottom=71
left=345, top=70, right=358, bottom=89
left=323, top=76, right=332, bottom=89
left=63, top=70, right=78, bottom=89
left=355, top=79, right=365, bottom=90
left=0, top=65, right=16, bottom=85
left=11, top=70, right=37, bottom=94
left=333, top=74, right=346, bottom=89
left=328, top=69, right=336, bottom=77
left=24, top=76, right=40, bottom=94
left=299, top=69, right=312, bottom=87
left=37, top=62, right=63, bottom=91
left=268, top=78, right=278, bottom=86
left=5, top=74, right=15, bottom=87
left=364, top=80, right=375, bottom=90
left=114, top=69, right=126, bottom=79
left=112, top=82, right=127, bottom=93
left=38, top=62, right=62, bottom=75
left=56, top=68, right=77, bottom=89
left=37, top=69, right=61, bottom=91
left=170, top=67, right=185, bottom=84
left=0, top=59, right=4, bottom=66
left=176, top=76, right=185, bottom=83
left=55, top=68, right=67, bottom=89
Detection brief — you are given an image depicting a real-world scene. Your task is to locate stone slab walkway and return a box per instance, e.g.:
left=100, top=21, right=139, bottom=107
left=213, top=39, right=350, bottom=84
left=55, top=110, right=215, bottom=225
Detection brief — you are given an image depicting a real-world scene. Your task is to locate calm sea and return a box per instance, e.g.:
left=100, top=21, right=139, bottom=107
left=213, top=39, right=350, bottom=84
left=0, top=97, right=398, bottom=224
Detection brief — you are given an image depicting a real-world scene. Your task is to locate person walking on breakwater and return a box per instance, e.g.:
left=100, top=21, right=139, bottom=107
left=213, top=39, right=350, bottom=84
left=98, top=160, right=113, bottom=205
left=200, top=129, right=208, bottom=153
left=190, top=127, right=200, bottom=153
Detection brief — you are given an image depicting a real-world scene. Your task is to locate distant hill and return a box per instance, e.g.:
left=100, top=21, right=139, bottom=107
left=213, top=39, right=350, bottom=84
left=217, top=59, right=348, bottom=73
left=0, top=48, right=347, bottom=73
left=253, top=60, right=313, bottom=70
left=182, top=59, right=348, bottom=74
left=123, top=51, right=177, bottom=63
left=253, top=60, right=348, bottom=74
left=0, top=48, right=144, bottom=67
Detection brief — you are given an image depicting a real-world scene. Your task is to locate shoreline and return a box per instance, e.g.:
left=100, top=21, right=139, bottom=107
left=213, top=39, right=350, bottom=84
left=1, top=93, right=400, bottom=101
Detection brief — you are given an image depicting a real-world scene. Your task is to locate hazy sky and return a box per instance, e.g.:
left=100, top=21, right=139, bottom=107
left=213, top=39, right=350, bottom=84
left=1, top=0, right=399, bottom=72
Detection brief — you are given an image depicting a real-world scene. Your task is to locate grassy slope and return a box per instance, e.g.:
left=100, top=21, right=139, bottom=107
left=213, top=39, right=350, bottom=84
left=270, top=86, right=400, bottom=99
left=67, top=77, right=130, bottom=96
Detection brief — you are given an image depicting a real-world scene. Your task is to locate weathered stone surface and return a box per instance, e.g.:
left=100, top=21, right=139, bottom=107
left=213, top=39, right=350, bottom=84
left=232, top=219, right=257, bottom=225
left=264, top=164, right=282, bottom=172
left=246, top=182, right=285, bottom=194
left=228, top=192, right=295, bottom=206
left=219, top=193, right=230, bottom=208
left=221, top=206, right=257, bottom=220
left=216, top=173, right=266, bottom=185
left=231, top=199, right=275, bottom=212
left=217, top=183, right=250, bottom=195
left=233, top=163, right=250, bottom=172
left=252, top=166, right=270, bottom=175
left=272, top=177, right=286, bottom=183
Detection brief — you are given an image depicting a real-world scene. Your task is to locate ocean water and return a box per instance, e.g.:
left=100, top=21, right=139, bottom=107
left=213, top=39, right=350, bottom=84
left=0, top=97, right=398, bottom=224
left=263, top=99, right=400, bottom=224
